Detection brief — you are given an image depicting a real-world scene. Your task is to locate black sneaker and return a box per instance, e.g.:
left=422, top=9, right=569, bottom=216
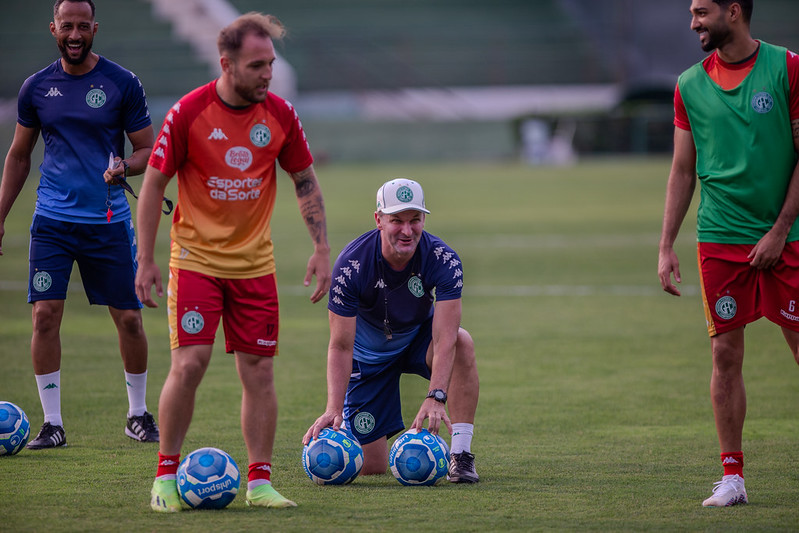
left=125, top=411, right=160, bottom=442
left=26, top=422, right=67, bottom=449
left=447, top=451, right=479, bottom=483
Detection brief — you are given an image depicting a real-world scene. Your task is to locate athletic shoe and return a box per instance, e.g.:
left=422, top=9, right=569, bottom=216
left=447, top=451, right=480, bottom=483
left=151, top=478, right=182, bottom=512
left=126, top=411, right=160, bottom=442
left=26, top=422, right=66, bottom=449
left=702, top=474, right=748, bottom=507
left=245, top=484, right=297, bottom=508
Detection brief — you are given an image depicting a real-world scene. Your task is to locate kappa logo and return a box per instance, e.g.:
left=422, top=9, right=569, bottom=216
left=722, top=456, right=740, bottom=465
left=45, top=87, right=63, bottom=97
left=159, top=459, right=177, bottom=466
left=43, top=383, right=58, bottom=390
left=208, top=128, right=229, bottom=140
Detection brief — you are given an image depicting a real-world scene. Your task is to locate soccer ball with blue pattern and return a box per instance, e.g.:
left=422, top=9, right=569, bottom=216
left=302, top=427, right=364, bottom=485
left=389, top=428, right=450, bottom=486
left=0, top=401, right=30, bottom=456
left=177, top=447, right=240, bottom=509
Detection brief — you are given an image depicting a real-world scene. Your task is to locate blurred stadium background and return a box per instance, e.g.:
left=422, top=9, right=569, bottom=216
left=1, top=0, right=798, bottom=162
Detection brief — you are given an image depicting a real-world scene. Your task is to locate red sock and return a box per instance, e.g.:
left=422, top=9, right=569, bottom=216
left=156, top=453, right=180, bottom=478
left=721, top=451, right=744, bottom=477
left=248, top=462, right=272, bottom=484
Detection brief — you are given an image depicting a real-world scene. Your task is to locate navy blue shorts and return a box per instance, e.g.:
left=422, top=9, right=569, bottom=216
left=344, top=318, right=433, bottom=445
left=28, top=215, right=141, bottom=309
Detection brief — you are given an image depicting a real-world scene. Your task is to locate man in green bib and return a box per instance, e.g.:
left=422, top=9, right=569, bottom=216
left=658, top=0, right=799, bottom=507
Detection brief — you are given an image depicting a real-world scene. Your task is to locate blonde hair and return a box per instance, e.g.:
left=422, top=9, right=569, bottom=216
left=217, top=12, right=285, bottom=58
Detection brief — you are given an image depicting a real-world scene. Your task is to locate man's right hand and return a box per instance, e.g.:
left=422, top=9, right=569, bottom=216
left=135, top=260, right=163, bottom=308
left=302, top=411, right=343, bottom=446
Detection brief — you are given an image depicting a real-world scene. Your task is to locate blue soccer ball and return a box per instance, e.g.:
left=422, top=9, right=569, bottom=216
left=177, top=447, right=240, bottom=509
left=302, top=427, right=364, bottom=485
left=0, top=401, right=30, bottom=456
left=389, top=429, right=450, bottom=486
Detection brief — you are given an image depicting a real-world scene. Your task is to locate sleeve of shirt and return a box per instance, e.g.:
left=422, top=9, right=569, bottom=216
left=328, top=247, right=362, bottom=317
left=148, top=98, right=189, bottom=178
left=276, top=98, right=314, bottom=174
left=122, top=72, right=152, bottom=133
left=673, top=82, right=691, bottom=131
left=786, top=49, right=799, bottom=120
left=16, top=75, right=39, bottom=129
left=428, top=239, right=464, bottom=302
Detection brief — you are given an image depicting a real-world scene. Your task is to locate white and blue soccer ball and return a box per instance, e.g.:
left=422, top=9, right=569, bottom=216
left=302, top=427, right=364, bottom=485
left=0, top=401, right=30, bottom=456
left=177, top=447, right=240, bottom=509
left=389, top=428, right=450, bottom=486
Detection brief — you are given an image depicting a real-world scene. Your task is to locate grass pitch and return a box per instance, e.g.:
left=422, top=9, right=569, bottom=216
left=1, top=158, right=798, bottom=531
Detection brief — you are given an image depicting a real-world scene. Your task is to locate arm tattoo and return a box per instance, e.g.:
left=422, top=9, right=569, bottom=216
left=793, top=119, right=799, bottom=142
left=291, top=167, right=328, bottom=245
left=291, top=167, right=317, bottom=199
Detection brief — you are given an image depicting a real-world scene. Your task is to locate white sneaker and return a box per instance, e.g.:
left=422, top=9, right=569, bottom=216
left=702, top=474, right=748, bottom=507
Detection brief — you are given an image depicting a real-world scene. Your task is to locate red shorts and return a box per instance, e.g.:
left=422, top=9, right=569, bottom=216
left=168, top=267, right=279, bottom=356
left=697, top=242, right=799, bottom=336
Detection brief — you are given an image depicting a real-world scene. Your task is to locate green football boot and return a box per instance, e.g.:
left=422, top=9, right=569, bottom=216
left=245, top=484, right=297, bottom=508
left=150, top=478, right=182, bottom=512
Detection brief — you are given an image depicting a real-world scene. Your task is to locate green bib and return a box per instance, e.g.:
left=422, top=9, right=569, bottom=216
left=678, top=42, right=798, bottom=243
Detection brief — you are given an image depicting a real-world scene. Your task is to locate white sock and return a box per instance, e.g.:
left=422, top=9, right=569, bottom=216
left=125, top=371, right=148, bottom=417
left=248, top=479, right=272, bottom=490
left=450, top=423, right=474, bottom=454
left=35, top=371, right=63, bottom=427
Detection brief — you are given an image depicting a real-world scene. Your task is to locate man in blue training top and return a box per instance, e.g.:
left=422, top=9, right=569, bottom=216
left=0, top=0, right=159, bottom=448
left=303, top=178, right=480, bottom=483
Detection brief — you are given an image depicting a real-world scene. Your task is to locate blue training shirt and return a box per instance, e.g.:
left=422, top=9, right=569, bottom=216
left=17, top=56, right=151, bottom=224
left=328, top=229, right=464, bottom=364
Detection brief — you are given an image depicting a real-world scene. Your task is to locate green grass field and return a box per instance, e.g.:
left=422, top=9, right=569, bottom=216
left=2, top=159, right=798, bottom=531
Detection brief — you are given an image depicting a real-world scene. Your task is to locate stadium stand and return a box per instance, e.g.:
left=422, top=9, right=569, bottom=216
left=0, top=0, right=211, bottom=100
left=227, top=0, right=607, bottom=91
left=3, top=0, right=799, bottom=160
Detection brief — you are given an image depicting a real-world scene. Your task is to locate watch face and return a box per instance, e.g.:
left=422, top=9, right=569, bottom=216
left=429, top=389, right=446, bottom=402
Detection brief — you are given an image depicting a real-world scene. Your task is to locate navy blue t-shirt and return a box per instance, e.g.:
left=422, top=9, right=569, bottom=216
left=17, top=56, right=151, bottom=223
left=328, top=229, right=464, bottom=364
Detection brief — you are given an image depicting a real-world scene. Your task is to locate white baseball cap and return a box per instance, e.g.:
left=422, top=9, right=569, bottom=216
left=375, top=178, right=430, bottom=215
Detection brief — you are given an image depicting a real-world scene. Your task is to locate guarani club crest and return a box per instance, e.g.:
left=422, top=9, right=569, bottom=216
left=407, top=276, right=424, bottom=297
left=181, top=310, right=205, bottom=334
left=250, top=123, right=271, bottom=147
left=86, top=87, right=107, bottom=108
left=715, top=295, right=737, bottom=320
left=353, top=412, right=375, bottom=435
left=751, top=90, right=774, bottom=114
left=396, top=185, right=414, bottom=203
left=32, top=271, right=52, bottom=292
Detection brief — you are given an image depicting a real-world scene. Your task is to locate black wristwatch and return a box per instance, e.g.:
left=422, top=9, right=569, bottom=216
left=426, top=389, right=447, bottom=404
left=121, top=160, right=130, bottom=177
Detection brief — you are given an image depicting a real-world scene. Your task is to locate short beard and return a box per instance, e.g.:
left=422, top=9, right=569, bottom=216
left=701, top=26, right=732, bottom=52
left=57, top=41, right=92, bottom=65
left=233, top=83, right=268, bottom=104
